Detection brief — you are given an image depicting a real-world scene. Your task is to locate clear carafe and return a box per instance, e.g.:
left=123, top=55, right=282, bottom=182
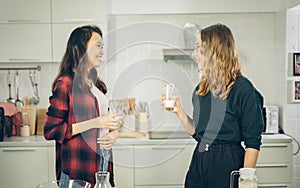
left=94, top=171, right=111, bottom=188
left=230, top=168, right=257, bottom=188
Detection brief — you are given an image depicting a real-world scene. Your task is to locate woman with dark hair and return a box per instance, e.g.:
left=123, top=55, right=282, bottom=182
left=44, top=25, right=120, bottom=187
left=163, top=23, right=264, bottom=188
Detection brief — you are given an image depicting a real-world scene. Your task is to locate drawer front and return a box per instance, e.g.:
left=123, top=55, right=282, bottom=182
left=113, top=146, right=134, bottom=188
left=0, top=147, right=50, bottom=188
left=258, top=143, right=292, bottom=163
left=134, top=144, right=195, bottom=185
left=256, top=163, right=292, bottom=183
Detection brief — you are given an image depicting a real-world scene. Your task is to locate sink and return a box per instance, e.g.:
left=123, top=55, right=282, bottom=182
left=148, top=130, right=191, bottom=139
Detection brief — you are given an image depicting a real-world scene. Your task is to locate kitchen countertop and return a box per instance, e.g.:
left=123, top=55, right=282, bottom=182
left=0, top=133, right=292, bottom=147
left=0, top=135, right=55, bottom=147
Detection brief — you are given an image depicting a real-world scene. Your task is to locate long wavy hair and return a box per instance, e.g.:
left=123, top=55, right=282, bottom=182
left=197, top=23, right=241, bottom=100
left=52, top=25, right=107, bottom=94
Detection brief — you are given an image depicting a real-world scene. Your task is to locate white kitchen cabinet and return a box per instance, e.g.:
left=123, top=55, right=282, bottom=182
left=256, top=136, right=293, bottom=188
left=0, top=24, right=52, bottom=63
left=134, top=144, right=194, bottom=186
left=286, top=8, right=299, bottom=53
left=0, top=0, right=52, bottom=63
left=113, top=145, right=134, bottom=188
left=51, top=0, right=106, bottom=62
left=0, top=0, right=51, bottom=23
left=0, top=0, right=107, bottom=63
left=0, top=136, right=55, bottom=188
left=51, top=0, right=106, bottom=23
left=52, top=23, right=105, bottom=62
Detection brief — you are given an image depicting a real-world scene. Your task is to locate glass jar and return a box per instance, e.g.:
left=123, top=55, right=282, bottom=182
left=230, top=168, right=258, bottom=188
left=239, top=168, right=257, bottom=188
left=94, top=171, right=111, bottom=188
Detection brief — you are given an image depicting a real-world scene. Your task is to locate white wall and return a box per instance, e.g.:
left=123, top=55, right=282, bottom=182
left=286, top=4, right=300, bottom=187
left=101, top=12, right=285, bottom=130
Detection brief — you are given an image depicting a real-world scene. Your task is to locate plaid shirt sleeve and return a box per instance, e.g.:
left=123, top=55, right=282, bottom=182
left=44, top=77, right=73, bottom=144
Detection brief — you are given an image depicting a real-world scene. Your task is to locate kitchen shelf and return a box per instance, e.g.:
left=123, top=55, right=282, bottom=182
left=163, top=48, right=195, bottom=62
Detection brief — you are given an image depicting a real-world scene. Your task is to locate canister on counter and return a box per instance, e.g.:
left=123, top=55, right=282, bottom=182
left=0, top=107, right=4, bottom=141
left=20, top=111, right=30, bottom=137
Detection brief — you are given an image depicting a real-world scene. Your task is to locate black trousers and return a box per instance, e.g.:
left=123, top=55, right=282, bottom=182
left=185, top=142, right=245, bottom=188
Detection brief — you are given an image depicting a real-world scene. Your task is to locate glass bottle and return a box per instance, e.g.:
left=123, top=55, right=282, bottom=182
left=94, top=171, right=111, bottom=188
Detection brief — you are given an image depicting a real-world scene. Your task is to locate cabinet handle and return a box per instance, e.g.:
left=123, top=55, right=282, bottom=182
left=8, top=19, right=40, bottom=23
left=9, top=58, right=41, bottom=62
left=113, top=147, right=132, bottom=150
left=258, top=183, right=288, bottom=187
left=256, top=163, right=288, bottom=168
left=261, top=144, right=288, bottom=148
left=152, top=146, right=184, bottom=150
left=63, top=18, right=94, bottom=22
left=2, top=148, right=36, bottom=152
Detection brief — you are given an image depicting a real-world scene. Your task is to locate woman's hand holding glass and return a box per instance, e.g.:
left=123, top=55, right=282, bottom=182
left=161, top=93, right=182, bottom=114
left=97, top=113, right=121, bottom=130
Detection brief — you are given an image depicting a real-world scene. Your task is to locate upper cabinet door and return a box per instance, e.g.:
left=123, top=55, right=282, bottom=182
left=52, top=0, right=106, bottom=23
left=0, top=24, right=52, bottom=63
left=0, top=0, right=51, bottom=23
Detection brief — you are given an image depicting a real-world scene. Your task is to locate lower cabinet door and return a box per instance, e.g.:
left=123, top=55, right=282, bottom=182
left=134, top=144, right=195, bottom=186
left=0, top=146, right=51, bottom=188
left=113, top=146, right=134, bottom=188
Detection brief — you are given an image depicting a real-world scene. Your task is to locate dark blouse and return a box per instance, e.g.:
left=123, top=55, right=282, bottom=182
left=192, top=75, right=264, bottom=150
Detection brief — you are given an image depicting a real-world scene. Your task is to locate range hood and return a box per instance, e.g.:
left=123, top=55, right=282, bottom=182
left=163, top=48, right=195, bottom=62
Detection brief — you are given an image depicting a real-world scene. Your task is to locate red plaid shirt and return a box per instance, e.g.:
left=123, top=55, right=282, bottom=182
left=44, top=75, right=115, bottom=187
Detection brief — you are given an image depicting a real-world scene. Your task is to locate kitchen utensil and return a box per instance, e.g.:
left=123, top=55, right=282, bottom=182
left=6, top=71, right=15, bottom=104
left=230, top=168, right=258, bottom=188
left=122, top=98, right=130, bottom=115
left=128, top=98, right=136, bottom=115
left=14, top=71, right=23, bottom=107
left=29, top=70, right=40, bottom=105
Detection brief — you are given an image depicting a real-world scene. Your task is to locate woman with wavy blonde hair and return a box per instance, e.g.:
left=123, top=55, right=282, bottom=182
left=163, top=23, right=264, bottom=188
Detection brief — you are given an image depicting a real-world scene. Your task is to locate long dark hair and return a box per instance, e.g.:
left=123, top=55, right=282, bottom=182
left=52, top=25, right=107, bottom=94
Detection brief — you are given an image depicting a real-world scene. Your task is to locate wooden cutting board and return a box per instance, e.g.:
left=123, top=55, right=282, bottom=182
left=119, top=131, right=145, bottom=138
left=18, top=106, right=36, bottom=135
left=36, top=108, right=47, bottom=135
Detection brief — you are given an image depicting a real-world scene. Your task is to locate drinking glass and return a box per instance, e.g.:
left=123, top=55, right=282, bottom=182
left=164, top=83, right=176, bottom=108
left=35, top=180, right=91, bottom=188
left=99, top=100, right=123, bottom=172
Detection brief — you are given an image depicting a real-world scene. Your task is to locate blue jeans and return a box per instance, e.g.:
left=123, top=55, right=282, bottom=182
left=59, top=172, right=87, bottom=188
